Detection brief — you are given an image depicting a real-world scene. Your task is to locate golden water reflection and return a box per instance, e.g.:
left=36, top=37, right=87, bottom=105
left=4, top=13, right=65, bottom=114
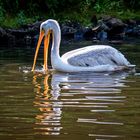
left=33, top=73, right=62, bottom=135
left=32, top=71, right=134, bottom=138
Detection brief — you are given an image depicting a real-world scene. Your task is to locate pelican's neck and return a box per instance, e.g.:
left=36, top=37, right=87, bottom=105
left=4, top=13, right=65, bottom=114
left=51, top=27, right=61, bottom=58
left=51, top=22, right=63, bottom=68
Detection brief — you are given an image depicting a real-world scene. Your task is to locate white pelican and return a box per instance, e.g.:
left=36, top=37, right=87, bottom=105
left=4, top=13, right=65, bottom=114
left=32, top=19, right=135, bottom=72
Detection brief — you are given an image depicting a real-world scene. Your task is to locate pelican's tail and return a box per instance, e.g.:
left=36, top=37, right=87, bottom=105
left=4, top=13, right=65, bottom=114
left=114, top=64, right=136, bottom=71
left=124, top=64, right=136, bottom=72
left=127, top=64, right=136, bottom=68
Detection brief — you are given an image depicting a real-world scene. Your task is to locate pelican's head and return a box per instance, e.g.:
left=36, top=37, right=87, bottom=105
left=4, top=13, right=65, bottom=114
left=41, top=19, right=60, bottom=33
left=31, top=19, right=60, bottom=72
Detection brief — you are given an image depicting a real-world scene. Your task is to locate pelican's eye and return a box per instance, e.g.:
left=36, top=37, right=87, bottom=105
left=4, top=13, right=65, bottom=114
left=42, top=28, right=45, bottom=33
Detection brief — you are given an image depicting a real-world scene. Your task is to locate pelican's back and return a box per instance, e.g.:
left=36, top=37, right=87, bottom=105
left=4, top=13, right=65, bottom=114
left=62, top=45, right=130, bottom=67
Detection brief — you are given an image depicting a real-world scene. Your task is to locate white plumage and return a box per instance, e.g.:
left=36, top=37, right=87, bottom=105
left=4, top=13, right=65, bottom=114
left=62, top=45, right=129, bottom=67
left=32, top=19, right=135, bottom=73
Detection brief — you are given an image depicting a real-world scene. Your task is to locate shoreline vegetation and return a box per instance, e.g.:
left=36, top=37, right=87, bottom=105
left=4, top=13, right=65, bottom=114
left=0, top=0, right=139, bottom=47
left=0, top=0, right=139, bottom=28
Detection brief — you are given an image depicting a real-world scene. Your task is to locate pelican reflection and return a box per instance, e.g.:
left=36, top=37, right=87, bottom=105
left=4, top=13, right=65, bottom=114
left=33, top=71, right=131, bottom=137
left=33, top=73, right=62, bottom=135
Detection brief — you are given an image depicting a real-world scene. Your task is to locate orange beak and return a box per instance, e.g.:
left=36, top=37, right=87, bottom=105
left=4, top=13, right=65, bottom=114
left=31, top=30, right=51, bottom=72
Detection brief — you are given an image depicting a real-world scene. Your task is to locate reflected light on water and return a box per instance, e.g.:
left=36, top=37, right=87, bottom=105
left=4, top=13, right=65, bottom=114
left=0, top=42, right=140, bottom=140
left=32, top=70, right=131, bottom=138
left=33, top=73, right=62, bottom=136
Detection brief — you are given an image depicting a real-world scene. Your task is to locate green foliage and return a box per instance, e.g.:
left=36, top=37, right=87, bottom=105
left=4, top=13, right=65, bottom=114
left=16, top=11, right=26, bottom=26
left=0, top=0, right=139, bottom=15
left=0, top=0, right=139, bottom=27
left=0, top=5, right=5, bottom=23
left=93, top=0, right=124, bottom=13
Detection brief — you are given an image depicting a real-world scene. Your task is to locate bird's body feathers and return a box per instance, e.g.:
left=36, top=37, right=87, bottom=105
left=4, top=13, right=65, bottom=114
left=62, top=45, right=130, bottom=67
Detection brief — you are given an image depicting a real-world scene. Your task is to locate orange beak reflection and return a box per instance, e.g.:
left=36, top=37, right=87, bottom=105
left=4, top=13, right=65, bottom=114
left=32, top=30, right=51, bottom=72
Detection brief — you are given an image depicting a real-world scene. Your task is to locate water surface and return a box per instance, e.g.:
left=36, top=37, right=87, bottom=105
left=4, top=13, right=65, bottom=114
left=0, top=41, right=140, bottom=140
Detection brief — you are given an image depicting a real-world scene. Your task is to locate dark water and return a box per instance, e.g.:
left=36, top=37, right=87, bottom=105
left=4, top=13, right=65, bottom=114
left=0, top=41, right=140, bottom=140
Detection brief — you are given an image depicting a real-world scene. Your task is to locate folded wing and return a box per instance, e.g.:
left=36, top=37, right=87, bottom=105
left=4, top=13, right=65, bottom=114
left=62, top=45, right=130, bottom=67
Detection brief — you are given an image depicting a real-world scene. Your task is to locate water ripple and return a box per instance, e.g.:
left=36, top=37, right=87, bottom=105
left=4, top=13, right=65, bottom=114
left=1, top=63, right=139, bottom=139
left=32, top=71, right=132, bottom=137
